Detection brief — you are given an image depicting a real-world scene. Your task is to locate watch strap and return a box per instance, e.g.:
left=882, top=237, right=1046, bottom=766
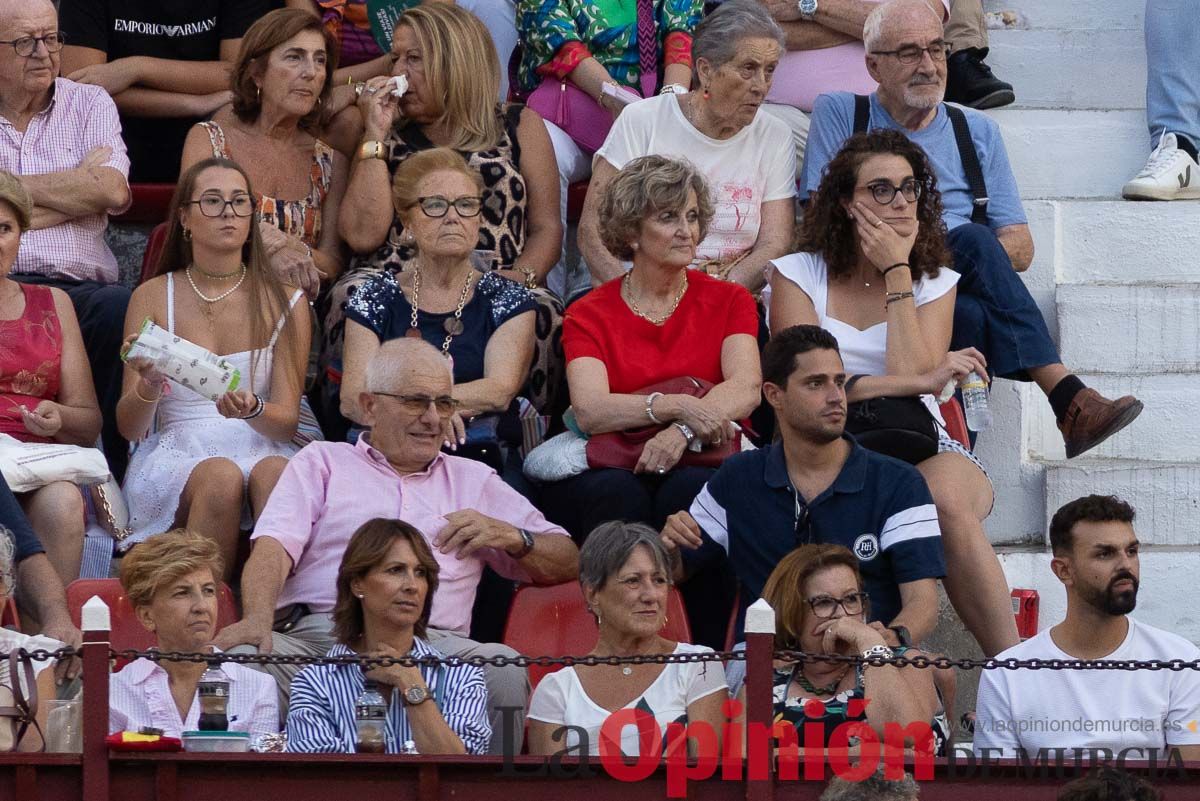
left=512, top=528, right=535, bottom=559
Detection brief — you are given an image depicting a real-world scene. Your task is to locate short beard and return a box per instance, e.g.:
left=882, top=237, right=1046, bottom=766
left=903, top=84, right=945, bottom=110
left=1081, top=578, right=1139, bottom=616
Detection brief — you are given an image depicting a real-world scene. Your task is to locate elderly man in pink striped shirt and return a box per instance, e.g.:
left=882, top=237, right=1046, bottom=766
left=0, top=0, right=132, bottom=479
left=216, top=338, right=579, bottom=754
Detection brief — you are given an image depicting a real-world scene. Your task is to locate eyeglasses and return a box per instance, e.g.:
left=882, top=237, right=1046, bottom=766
left=373, top=392, right=460, bottom=418
left=189, top=195, right=255, bottom=218
left=861, top=179, right=923, bottom=205
left=415, top=196, right=483, bottom=218
left=0, top=32, right=66, bottom=57
left=806, top=591, right=869, bottom=619
left=870, top=42, right=951, bottom=65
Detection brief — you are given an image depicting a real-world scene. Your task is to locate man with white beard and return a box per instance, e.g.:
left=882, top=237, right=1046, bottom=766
left=798, top=0, right=1142, bottom=460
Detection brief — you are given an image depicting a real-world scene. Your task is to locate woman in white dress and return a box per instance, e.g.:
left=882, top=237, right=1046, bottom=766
left=527, top=521, right=727, bottom=757
left=117, top=158, right=310, bottom=580
left=769, top=130, right=1019, bottom=658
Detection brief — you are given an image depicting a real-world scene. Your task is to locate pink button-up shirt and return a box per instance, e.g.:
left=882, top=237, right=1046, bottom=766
left=0, top=78, right=130, bottom=283
left=108, top=654, right=279, bottom=739
left=253, top=437, right=571, bottom=635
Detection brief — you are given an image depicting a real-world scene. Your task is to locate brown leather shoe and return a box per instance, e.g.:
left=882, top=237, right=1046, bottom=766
left=1058, top=388, right=1144, bottom=458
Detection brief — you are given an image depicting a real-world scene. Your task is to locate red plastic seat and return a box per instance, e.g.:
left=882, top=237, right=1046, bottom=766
left=139, top=221, right=169, bottom=285
left=566, top=180, right=589, bottom=223
left=939, top=398, right=971, bottom=450
left=112, top=183, right=176, bottom=225
left=66, top=578, right=239, bottom=669
left=503, top=581, right=692, bottom=689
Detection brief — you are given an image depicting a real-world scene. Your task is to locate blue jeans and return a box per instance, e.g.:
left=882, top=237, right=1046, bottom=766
left=948, top=224, right=1060, bottom=381
left=1145, top=0, right=1200, bottom=147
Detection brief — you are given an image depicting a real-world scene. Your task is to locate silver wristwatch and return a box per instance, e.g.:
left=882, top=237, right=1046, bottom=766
left=798, top=0, right=818, bottom=20
left=861, top=644, right=895, bottom=663
left=674, top=423, right=703, bottom=452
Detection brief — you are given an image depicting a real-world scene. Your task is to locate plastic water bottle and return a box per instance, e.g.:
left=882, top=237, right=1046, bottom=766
left=197, top=659, right=230, bottom=731
left=962, top=371, right=992, bottom=432
left=354, top=680, right=387, bottom=753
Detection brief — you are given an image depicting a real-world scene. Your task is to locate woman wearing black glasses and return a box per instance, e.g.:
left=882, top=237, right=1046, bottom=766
left=340, top=148, right=535, bottom=476
left=769, top=129, right=1019, bottom=659
left=117, top=157, right=310, bottom=578
left=735, top=543, right=948, bottom=754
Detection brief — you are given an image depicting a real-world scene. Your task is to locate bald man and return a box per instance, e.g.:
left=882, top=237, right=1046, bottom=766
left=0, top=0, right=133, bottom=479
left=218, top=338, right=579, bottom=754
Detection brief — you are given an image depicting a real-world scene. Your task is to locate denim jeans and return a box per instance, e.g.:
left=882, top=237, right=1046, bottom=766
left=948, top=224, right=1060, bottom=381
left=1145, top=0, right=1200, bottom=147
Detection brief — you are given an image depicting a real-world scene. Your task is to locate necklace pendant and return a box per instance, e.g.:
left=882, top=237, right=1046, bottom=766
left=404, top=327, right=423, bottom=339
left=622, top=666, right=633, bottom=676
left=443, top=317, right=465, bottom=336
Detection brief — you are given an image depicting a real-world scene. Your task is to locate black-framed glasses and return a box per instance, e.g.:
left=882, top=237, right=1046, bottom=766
left=189, top=195, right=255, bottom=218
left=416, top=195, right=483, bottom=218
left=806, top=591, right=869, bottom=620
left=0, top=31, right=66, bottom=57
left=373, top=392, right=460, bottom=418
left=862, top=179, right=923, bottom=205
left=870, top=42, right=951, bottom=65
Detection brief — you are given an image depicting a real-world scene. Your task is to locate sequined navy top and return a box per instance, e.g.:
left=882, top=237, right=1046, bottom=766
left=345, top=270, right=536, bottom=385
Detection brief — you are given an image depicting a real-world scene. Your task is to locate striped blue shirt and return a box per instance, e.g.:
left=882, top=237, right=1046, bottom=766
left=285, top=638, right=491, bottom=755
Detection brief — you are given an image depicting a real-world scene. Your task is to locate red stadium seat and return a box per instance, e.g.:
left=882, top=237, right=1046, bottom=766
left=66, top=578, right=239, bottom=669
left=939, top=398, right=971, bottom=450
left=566, top=180, right=589, bottom=222
left=139, top=222, right=169, bottom=285
left=112, top=183, right=176, bottom=225
left=1, top=596, right=19, bottom=630
left=503, top=581, right=692, bottom=689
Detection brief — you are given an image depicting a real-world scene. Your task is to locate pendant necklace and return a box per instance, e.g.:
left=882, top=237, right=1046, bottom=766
left=408, top=265, right=475, bottom=355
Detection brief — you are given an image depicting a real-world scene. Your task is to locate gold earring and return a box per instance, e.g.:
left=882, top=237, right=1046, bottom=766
left=182, top=227, right=192, bottom=241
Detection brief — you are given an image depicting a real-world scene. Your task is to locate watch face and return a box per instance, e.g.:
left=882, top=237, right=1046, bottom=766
left=405, top=686, right=428, bottom=704
left=800, top=0, right=817, bottom=13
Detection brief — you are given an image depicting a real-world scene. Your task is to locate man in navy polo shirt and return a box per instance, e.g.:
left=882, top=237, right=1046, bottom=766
left=662, top=325, right=943, bottom=647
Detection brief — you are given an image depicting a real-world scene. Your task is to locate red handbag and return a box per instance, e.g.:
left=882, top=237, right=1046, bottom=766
left=585, top=377, right=746, bottom=472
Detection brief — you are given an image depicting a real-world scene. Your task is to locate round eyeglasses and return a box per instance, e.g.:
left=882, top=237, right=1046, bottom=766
left=189, top=196, right=256, bottom=218
left=0, top=32, right=66, bottom=57
left=415, top=196, right=483, bottom=218
left=862, top=179, right=923, bottom=205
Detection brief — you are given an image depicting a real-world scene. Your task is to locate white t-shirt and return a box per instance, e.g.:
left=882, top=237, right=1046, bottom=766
left=527, top=642, right=728, bottom=756
left=770, top=251, right=959, bottom=421
left=974, top=618, right=1200, bottom=758
left=596, top=95, right=797, bottom=264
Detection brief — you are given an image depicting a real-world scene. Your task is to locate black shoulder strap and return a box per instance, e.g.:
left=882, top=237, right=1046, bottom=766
left=945, top=104, right=990, bottom=226
left=853, top=94, right=870, bottom=134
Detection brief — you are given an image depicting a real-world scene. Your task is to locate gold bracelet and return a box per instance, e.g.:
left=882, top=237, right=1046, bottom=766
left=133, top=380, right=163, bottom=404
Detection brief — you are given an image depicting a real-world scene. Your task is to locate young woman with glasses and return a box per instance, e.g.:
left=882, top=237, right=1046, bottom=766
left=736, top=543, right=948, bottom=754
left=116, top=158, right=310, bottom=578
left=339, top=148, right=536, bottom=479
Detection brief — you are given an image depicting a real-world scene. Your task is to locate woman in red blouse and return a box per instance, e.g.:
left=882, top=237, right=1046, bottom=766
left=542, top=156, right=761, bottom=545
left=0, top=172, right=102, bottom=603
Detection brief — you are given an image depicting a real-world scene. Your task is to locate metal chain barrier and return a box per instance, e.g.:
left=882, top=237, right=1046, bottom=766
left=8, top=646, right=1200, bottom=672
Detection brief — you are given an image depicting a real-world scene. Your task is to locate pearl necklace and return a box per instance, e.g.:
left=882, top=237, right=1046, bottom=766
left=186, top=264, right=246, bottom=304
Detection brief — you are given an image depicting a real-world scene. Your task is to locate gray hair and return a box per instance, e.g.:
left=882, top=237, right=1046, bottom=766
left=364, top=337, right=452, bottom=394
left=0, top=527, right=15, bottom=599
left=692, top=0, right=785, bottom=74
left=579, top=521, right=673, bottom=594
left=820, top=767, right=920, bottom=801
left=864, top=0, right=945, bottom=52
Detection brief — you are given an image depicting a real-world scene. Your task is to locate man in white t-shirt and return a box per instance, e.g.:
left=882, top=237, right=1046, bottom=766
left=577, top=0, right=796, bottom=295
left=974, top=495, right=1200, bottom=761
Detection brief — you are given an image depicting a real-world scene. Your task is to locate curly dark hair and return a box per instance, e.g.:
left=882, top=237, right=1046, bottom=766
left=797, top=130, right=952, bottom=282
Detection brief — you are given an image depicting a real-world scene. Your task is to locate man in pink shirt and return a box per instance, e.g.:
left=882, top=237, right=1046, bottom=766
left=0, top=0, right=133, bottom=479
left=216, top=338, right=579, bottom=755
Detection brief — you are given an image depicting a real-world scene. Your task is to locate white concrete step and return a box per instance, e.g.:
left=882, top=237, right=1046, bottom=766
left=987, top=29, right=1145, bottom=110
left=1050, top=200, right=1200, bottom=284
left=977, top=379, right=1047, bottom=545
left=1024, top=373, right=1195, bottom=463
left=1058, top=285, right=1200, bottom=374
left=1044, top=460, right=1200, bottom=548
left=992, top=109, right=1148, bottom=199
left=983, top=0, right=1142, bottom=31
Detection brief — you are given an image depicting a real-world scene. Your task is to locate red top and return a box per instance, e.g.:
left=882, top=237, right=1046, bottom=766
left=0, top=284, right=63, bottom=443
left=564, top=271, right=759, bottom=393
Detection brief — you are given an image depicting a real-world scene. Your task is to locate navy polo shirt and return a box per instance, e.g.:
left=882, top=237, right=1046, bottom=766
left=683, top=436, right=945, bottom=638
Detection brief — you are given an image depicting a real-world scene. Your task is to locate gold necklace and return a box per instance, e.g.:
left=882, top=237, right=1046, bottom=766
left=186, top=264, right=246, bottom=304
left=623, top=271, right=688, bottom=325
left=407, top=266, right=475, bottom=355
left=194, top=265, right=244, bottom=281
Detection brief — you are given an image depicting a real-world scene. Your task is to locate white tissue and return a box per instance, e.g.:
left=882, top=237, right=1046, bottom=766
left=386, top=74, right=409, bottom=99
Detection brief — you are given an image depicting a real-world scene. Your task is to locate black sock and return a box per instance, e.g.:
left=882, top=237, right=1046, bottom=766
left=1048, top=374, right=1087, bottom=423
left=1175, top=134, right=1199, bottom=162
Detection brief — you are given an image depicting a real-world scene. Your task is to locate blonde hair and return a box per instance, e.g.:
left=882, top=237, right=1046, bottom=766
left=120, top=529, right=224, bottom=610
left=0, top=171, right=33, bottom=232
left=395, top=4, right=502, bottom=150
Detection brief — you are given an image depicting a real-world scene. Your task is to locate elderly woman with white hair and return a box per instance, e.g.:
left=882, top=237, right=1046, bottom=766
left=577, top=0, right=797, bottom=295
left=527, top=521, right=727, bottom=757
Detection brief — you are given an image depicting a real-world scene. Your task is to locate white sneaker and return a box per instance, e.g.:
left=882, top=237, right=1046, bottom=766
left=1122, top=132, right=1200, bottom=200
